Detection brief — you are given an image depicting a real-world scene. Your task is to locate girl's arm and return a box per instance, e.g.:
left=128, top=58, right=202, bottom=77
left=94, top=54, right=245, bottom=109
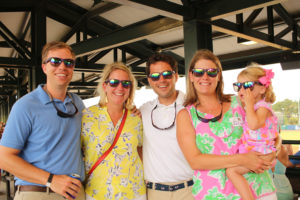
left=244, top=89, right=271, bottom=130
left=176, top=109, right=270, bottom=172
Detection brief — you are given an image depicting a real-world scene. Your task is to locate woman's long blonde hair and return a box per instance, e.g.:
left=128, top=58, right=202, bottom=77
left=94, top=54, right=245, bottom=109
left=97, top=62, right=137, bottom=109
left=184, top=49, right=231, bottom=106
left=238, top=63, right=276, bottom=103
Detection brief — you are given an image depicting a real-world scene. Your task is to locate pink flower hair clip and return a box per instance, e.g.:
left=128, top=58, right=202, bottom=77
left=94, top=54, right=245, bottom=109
left=259, top=69, right=274, bottom=88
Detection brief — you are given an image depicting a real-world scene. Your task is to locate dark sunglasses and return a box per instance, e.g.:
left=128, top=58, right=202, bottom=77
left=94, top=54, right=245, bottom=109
left=151, top=102, right=176, bottom=130
left=52, top=99, right=78, bottom=118
left=192, top=68, right=219, bottom=78
left=44, top=57, right=75, bottom=68
left=105, top=79, right=132, bottom=89
left=148, top=70, right=175, bottom=81
left=195, top=103, right=223, bottom=123
left=233, top=81, right=263, bottom=92
left=45, top=89, right=78, bottom=118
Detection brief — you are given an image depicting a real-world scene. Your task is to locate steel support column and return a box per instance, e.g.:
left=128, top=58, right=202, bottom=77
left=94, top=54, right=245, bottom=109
left=114, top=48, right=118, bottom=62
left=183, top=19, right=212, bottom=75
left=31, top=0, right=46, bottom=90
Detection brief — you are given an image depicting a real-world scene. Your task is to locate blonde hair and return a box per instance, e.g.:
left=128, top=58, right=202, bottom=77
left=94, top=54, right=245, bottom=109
left=97, top=62, right=137, bottom=109
left=238, top=63, right=276, bottom=103
left=41, top=41, right=75, bottom=63
left=184, top=49, right=231, bottom=106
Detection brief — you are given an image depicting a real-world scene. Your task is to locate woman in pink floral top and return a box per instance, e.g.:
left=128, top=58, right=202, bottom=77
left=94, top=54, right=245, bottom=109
left=177, top=50, right=276, bottom=200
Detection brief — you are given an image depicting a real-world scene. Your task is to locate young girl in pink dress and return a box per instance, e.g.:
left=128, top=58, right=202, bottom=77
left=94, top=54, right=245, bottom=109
left=226, top=64, right=279, bottom=200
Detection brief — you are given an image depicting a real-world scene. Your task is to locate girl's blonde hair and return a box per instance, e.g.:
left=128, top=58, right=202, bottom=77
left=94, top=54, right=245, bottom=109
left=97, top=62, right=137, bottom=109
left=238, top=63, right=276, bottom=103
left=184, top=49, right=231, bottom=106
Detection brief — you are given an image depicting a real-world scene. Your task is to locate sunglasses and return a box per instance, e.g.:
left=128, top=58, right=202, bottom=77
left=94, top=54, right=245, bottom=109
left=52, top=98, right=78, bottom=118
left=105, top=79, right=132, bottom=89
left=45, top=89, right=78, bottom=118
left=195, top=103, right=223, bottom=123
left=192, top=68, right=219, bottom=78
left=151, top=102, right=176, bottom=130
left=44, top=57, right=75, bottom=68
left=233, top=81, right=263, bottom=92
left=148, top=70, right=175, bottom=81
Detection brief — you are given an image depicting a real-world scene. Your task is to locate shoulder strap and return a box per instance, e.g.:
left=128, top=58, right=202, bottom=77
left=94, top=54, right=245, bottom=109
left=87, top=108, right=128, bottom=176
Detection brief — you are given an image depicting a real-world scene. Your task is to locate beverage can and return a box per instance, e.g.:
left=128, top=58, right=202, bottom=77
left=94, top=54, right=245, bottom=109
left=69, top=173, right=81, bottom=180
left=68, top=174, right=81, bottom=199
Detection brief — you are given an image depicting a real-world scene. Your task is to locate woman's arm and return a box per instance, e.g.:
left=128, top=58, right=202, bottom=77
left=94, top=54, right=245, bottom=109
left=176, top=109, right=270, bottom=172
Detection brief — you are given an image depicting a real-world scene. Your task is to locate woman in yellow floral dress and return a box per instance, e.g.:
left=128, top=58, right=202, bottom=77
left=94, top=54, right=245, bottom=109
left=81, top=62, right=146, bottom=200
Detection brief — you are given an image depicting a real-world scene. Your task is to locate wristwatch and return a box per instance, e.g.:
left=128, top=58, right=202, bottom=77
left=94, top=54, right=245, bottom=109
left=46, top=173, right=54, bottom=188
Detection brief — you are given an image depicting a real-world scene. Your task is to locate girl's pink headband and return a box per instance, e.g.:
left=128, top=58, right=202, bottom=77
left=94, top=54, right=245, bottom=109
left=259, top=69, right=274, bottom=88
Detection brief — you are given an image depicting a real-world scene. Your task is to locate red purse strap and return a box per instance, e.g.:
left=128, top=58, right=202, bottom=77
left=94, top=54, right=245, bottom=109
left=87, top=108, right=128, bottom=176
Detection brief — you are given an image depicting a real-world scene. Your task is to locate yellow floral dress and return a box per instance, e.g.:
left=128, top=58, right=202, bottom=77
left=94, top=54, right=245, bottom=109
left=81, top=105, right=146, bottom=200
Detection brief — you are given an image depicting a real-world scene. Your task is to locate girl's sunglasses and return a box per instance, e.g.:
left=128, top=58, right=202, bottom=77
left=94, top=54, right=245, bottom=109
left=192, top=68, right=219, bottom=78
left=233, top=81, right=262, bottom=92
left=105, top=79, right=132, bottom=89
left=43, top=57, right=75, bottom=68
left=148, top=70, right=175, bottom=81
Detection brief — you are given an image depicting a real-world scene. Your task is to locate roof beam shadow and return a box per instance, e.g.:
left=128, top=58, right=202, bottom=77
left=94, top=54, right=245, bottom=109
left=71, top=17, right=182, bottom=57
left=107, top=0, right=190, bottom=20
left=197, top=0, right=287, bottom=20
left=273, top=4, right=300, bottom=38
left=60, top=2, right=121, bottom=42
left=0, top=22, right=31, bottom=59
left=211, top=19, right=293, bottom=51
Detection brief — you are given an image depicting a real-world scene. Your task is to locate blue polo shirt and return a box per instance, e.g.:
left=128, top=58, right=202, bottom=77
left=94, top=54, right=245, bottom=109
left=290, top=150, right=300, bottom=165
left=0, top=85, right=85, bottom=185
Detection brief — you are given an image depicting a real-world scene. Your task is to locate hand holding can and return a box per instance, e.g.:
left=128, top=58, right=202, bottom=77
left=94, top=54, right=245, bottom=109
left=68, top=174, right=81, bottom=199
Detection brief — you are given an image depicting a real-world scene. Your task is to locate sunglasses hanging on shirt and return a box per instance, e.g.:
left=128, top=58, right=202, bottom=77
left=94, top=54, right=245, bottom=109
left=151, top=102, right=177, bottom=130
left=44, top=87, right=78, bottom=118
left=195, top=103, right=222, bottom=123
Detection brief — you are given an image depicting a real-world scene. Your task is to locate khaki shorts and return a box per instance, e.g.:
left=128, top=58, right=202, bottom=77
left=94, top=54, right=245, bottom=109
left=146, top=180, right=194, bottom=200
left=14, top=185, right=85, bottom=200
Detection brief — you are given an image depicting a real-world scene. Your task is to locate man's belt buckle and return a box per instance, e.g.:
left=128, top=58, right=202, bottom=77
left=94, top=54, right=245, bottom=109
left=146, top=180, right=193, bottom=192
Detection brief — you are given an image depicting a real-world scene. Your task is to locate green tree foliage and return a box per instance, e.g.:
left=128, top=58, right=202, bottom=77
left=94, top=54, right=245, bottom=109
left=273, top=99, right=299, bottom=125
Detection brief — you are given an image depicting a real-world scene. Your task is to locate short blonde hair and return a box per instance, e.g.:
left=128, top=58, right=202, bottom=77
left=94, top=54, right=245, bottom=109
left=41, top=41, right=75, bottom=63
left=238, top=63, right=276, bottom=103
left=184, top=49, right=231, bottom=106
left=97, top=62, right=137, bottom=109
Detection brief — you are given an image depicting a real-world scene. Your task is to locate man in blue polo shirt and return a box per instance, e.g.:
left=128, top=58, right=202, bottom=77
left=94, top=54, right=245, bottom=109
left=0, top=41, right=85, bottom=200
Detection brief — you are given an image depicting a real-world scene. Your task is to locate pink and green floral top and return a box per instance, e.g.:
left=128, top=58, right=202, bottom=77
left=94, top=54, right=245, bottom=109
left=186, top=96, right=275, bottom=200
left=239, top=100, right=279, bottom=154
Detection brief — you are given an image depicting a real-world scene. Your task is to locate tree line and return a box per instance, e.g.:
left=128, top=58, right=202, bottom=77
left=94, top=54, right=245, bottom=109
left=273, top=99, right=300, bottom=125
